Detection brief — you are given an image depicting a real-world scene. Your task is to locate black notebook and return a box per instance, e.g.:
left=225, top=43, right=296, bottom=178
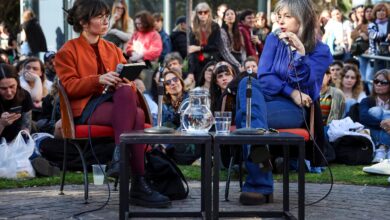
left=119, top=62, right=147, bottom=81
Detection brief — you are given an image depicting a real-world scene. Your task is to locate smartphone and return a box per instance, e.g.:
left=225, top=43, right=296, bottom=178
left=9, top=106, right=22, bottom=114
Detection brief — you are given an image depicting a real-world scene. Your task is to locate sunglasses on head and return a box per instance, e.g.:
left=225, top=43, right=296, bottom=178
left=373, top=79, right=390, bottom=86
left=164, top=77, right=179, bottom=86
left=198, top=11, right=209, bottom=15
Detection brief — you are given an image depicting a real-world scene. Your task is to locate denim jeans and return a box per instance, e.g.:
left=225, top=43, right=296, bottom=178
left=237, top=78, right=305, bottom=194
left=344, top=98, right=358, bottom=117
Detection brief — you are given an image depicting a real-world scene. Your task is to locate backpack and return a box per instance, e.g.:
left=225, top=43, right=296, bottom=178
left=167, top=143, right=201, bottom=165
left=145, top=146, right=189, bottom=200
left=333, top=135, right=373, bottom=165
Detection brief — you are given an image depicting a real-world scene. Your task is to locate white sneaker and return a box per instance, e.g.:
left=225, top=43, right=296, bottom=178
left=363, top=159, right=390, bottom=175
left=372, top=148, right=387, bottom=163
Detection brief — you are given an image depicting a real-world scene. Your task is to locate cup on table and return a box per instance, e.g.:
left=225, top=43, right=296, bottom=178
left=92, top=164, right=106, bottom=185
left=214, top=111, right=232, bottom=134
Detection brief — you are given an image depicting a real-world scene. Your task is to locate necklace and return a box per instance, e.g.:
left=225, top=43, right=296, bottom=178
left=171, top=95, right=183, bottom=112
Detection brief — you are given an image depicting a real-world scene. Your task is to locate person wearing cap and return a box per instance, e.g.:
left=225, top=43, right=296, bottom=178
left=44, top=51, right=56, bottom=82
left=170, top=16, right=187, bottom=60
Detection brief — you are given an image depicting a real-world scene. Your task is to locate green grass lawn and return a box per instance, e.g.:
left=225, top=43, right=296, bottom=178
left=0, top=164, right=388, bottom=190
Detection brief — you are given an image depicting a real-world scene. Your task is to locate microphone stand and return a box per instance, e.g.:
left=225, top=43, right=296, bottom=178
left=234, top=69, right=262, bottom=135
left=144, top=66, right=175, bottom=134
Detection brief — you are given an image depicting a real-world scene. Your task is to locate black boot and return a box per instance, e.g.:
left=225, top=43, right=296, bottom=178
left=106, top=146, right=120, bottom=178
left=130, top=175, right=171, bottom=208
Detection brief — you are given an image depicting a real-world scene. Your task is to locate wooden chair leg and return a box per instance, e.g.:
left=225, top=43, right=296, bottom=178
left=59, top=138, right=68, bottom=195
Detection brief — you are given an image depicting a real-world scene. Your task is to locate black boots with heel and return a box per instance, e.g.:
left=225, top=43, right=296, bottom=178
left=130, top=175, right=171, bottom=208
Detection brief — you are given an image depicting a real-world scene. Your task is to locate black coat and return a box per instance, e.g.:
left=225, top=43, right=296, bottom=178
left=170, top=30, right=187, bottom=60
left=22, top=18, right=47, bottom=53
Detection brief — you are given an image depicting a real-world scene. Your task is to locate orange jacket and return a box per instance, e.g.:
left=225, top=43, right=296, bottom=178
left=55, top=36, right=126, bottom=117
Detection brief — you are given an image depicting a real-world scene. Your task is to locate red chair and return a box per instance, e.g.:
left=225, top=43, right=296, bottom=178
left=223, top=92, right=314, bottom=200
left=57, top=81, right=152, bottom=203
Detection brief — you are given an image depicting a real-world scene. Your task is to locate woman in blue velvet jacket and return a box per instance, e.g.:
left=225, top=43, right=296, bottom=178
left=236, top=0, right=333, bottom=205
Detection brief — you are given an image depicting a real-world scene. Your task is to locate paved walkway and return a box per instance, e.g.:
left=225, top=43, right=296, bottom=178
left=0, top=181, right=389, bottom=219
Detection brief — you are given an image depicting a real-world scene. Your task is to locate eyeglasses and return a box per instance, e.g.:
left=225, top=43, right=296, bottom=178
left=373, top=79, right=390, bottom=86
left=164, top=77, right=179, bottom=86
left=197, top=11, right=209, bottom=15
left=96, top=14, right=110, bottom=23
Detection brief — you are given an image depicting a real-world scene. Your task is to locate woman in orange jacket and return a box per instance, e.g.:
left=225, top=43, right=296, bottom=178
left=56, top=0, right=170, bottom=208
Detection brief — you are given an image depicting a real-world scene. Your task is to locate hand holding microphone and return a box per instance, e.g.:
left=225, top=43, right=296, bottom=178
left=101, top=64, right=123, bottom=94
left=273, top=28, right=305, bottom=55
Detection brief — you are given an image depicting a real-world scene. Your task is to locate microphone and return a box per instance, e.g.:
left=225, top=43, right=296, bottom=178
left=103, top=64, right=123, bottom=94
left=273, top=28, right=289, bottom=46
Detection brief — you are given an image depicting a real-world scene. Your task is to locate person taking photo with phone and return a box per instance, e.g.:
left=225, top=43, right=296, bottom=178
left=0, top=63, right=33, bottom=142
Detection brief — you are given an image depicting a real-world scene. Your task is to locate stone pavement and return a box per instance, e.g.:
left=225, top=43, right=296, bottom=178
left=0, top=181, right=389, bottom=220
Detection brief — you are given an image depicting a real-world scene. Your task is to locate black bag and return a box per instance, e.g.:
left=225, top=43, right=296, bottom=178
left=333, top=135, right=373, bottom=165
left=145, top=147, right=189, bottom=200
left=351, top=37, right=369, bottom=56
left=347, top=103, right=360, bottom=122
left=167, top=143, right=201, bottom=165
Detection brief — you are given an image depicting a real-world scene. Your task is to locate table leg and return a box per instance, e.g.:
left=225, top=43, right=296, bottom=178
left=119, top=142, right=130, bottom=220
left=283, top=144, right=290, bottom=212
left=201, top=144, right=205, bottom=212
left=298, top=142, right=305, bottom=220
left=213, top=143, right=220, bottom=220
left=204, top=142, right=212, bottom=220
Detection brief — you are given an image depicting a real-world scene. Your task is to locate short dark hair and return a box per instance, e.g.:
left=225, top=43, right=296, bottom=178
left=330, top=60, right=344, bottom=68
left=344, top=58, right=360, bottom=69
left=23, top=57, right=46, bottom=83
left=239, top=9, right=255, bottom=22
left=243, top=56, right=258, bottom=67
left=135, top=11, right=155, bottom=32
left=0, top=63, right=25, bottom=103
left=152, top=13, right=163, bottom=22
left=66, top=0, right=110, bottom=33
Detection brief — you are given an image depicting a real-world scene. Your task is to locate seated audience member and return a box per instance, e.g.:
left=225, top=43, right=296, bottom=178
left=170, top=16, right=187, bottom=59
left=43, top=51, right=56, bottom=82
left=329, top=60, right=344, bottom=86
left=254, top=12, right=271, bottom=44
left=104, top=0, right=134, bottom=50
left=238, top=9, right=263, bottom=59
left=242, top=56, right=258, bottom=78
left=196, top=61, right=216, bottom=91
left=164, top=52, right=195, bottom=90
left=219, top=8, right=246, bottom=71
left=56, top=0, right=170, bottom=207
left=360, top=69, right=390, bottom=163
left=210, top=61, right=237, bottom=116
left=19, top=57, right=52, bottom=109
left=153, top=13, right=172, bottom=63
left=320, top=69, right=345, bottom=125
left=336, top=65, right=366, bottom=116
left=162, top=70, right=188, bottom=129
left=126, top=10, right=162, bottom=64
left=0, top=63, right=32, bottom=142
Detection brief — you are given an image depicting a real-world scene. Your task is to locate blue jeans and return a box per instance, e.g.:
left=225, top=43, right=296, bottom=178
left=236, top=78, right=305, bottom=194
left=344, top=98, right=357, bottom=117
